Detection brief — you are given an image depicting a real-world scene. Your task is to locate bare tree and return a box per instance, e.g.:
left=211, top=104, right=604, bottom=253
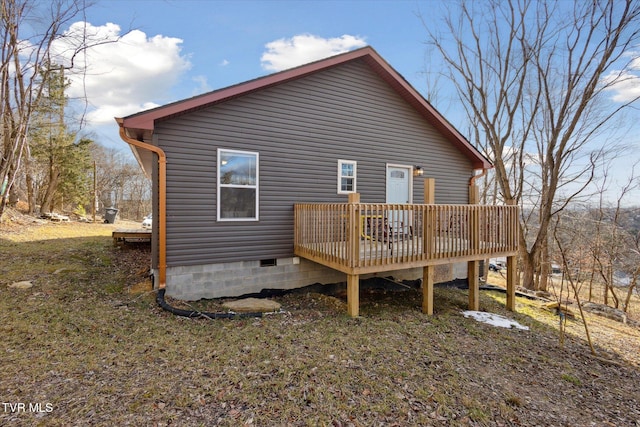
left=621, top=233, right=640, bottom=315
left=423, top=0, right=640, bottom=290
left=0, top=0, right=104, bottom=219
left=552, top=216, right=597, bottom=355
left=552, top=154, right=640, bottom=317
left=89, top=144, right=150, bottom=220
left=588, top=165, right=639, bottom=310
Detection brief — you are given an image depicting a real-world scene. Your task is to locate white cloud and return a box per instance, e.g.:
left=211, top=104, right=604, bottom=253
left=220, top=59, right=230, bottom=66
left=602, top=70, right=640, bottom=103
left=52, top=22, right=191, bottom=125
left=260, top=34, right=367, bottom=72
left=191, top=75, right=212, bottom=95
left=83, top=102, right=160, bottom=125
left=601, top=49, right=640, bottom=103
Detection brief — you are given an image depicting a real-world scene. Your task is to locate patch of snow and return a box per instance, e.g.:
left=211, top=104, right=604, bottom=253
left=462, top=311, right=529, bottom=330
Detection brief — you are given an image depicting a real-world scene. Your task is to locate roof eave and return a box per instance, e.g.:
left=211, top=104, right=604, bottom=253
left=120, top=48, right=379, bottom=132
left=118, top=46, right=492, bottom=170
left=360, top=54, right=492, bottom=170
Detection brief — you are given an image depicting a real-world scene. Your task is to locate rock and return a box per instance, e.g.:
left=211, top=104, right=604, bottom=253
left=222, top=298, right=281, bottom=313
left=582, top=302, right=636, bottom=325
left=9, top=281, right=33, bottom=289
left=535, top=290, right=552, bottom=299
left=542, top=301, right=575, bottom=317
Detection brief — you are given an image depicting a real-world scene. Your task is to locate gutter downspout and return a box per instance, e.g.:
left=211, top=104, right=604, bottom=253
left=469, top=168, right=487, bottom=188
left=116, top=119, right=167, bottom=290
left=469, top=168, right=487, bottom=204
left=469, top=168, right=488, bottom=205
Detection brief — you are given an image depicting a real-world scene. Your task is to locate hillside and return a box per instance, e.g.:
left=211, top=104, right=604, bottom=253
left=1, top=218, right=639, bottom=426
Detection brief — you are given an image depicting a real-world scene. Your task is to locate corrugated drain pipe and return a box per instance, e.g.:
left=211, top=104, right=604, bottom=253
left=117, top=120, right=264, bottom=319
left=154, top=277, right=264, bottom=319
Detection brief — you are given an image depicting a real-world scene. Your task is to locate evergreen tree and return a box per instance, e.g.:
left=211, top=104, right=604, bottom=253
left=27, top=65, right=92, bottom=213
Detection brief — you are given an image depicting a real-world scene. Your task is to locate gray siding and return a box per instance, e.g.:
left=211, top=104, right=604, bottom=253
left=155, top=59, right=474, bottom=267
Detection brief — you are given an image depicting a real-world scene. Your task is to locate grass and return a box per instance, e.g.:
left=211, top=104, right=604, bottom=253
left=486, top=269, right=640, bottom=318
left=1, top=220, right=640, bottom=426
left=560, top=373, right=582, bottom=386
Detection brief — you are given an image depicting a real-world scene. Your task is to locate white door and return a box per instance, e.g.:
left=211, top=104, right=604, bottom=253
left=386, top=165, right=412, bottom=236
left=386, top=165, right=411, bottom=204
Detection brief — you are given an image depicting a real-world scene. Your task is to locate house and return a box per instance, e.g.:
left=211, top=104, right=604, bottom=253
left=117, top=46, right=518, bottom=317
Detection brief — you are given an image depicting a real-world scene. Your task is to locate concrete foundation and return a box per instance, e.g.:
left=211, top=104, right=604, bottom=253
left=162, top=257, right=469, bottom=301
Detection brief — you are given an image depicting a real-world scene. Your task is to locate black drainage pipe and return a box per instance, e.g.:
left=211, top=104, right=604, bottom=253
left=154, top=278, right=264, bottom=319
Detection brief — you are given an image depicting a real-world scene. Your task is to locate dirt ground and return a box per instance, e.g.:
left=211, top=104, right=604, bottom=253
left=1, top=212, right=639, bottom=426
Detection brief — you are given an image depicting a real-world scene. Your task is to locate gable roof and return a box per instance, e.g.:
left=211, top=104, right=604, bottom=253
left=118, top=46, right=491, bottom=170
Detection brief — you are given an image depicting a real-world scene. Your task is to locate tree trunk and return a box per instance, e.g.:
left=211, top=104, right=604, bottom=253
left=539, top=262, right=549, bottom=292
left=588, top=264, right=595, bottom=302
left=521, top=250, right=536, bottom=290
left=623, top=278, right=637, bottom=314
left=26, top=172, right=35, bottom=214
left=0, top=130, right=26, bottom=218
left=23, top=151, right=36, bottom=214
left=603, top=265, right=609, bottom=306
left=40, top=168, right=60, bottom=213
left=0, top=157, right=20, bottom=218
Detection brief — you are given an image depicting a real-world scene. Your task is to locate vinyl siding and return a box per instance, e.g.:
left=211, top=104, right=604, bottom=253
left=155, top=59, right=475, bottom=266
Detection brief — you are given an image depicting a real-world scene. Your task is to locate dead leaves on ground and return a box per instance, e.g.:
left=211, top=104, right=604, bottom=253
left=1, top=221, right=640, bottom=426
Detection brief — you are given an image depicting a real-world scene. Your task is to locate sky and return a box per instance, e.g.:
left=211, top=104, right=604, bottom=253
left=47, top=0, right=639, bottom=203
left=67, top=0, right=439, bottom=149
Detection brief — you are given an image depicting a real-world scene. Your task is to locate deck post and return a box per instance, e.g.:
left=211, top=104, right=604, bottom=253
left=506, top=255, right=517, bottom=311
left=423, top=180, right=435, bottom=259
left=347, top=193, right=361, bottom=317
left=422, top=179, right=435, bottom=315
left=348, top=193, right=361, bottom=268
left=468, top=261, right=479, bottom=310
left=348, top=192, right=361, bottom=204
left=424, top=178, right=435, bottom=205
left=422, top=265, right=434, bottom=315
left=347, top=273, right=360, bottom=317
left=467, top=182, right=480, bottom=311
left=506, top=198, right=517, bottom=311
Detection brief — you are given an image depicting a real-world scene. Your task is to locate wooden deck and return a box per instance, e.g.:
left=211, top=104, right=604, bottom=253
left=294, top=197, right=519, bottom=317
left=112, top=229, right=152, bottom=246
left=297, top=235, right=516, bottom=275
left=294, top=202, right=518, bottom=274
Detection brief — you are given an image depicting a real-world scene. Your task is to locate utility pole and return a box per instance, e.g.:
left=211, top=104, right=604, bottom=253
left=92, top=160, right=96, bottom=223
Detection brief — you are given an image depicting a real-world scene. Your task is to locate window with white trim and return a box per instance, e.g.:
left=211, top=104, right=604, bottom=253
left=338, top=159, right=357, bottom=194
left=217, top=149, right=259, bottom=221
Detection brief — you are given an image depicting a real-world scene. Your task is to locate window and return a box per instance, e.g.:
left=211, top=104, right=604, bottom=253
left=217, top=149, right=259, bottom=221
left=338, top=160, right=357, bottom=194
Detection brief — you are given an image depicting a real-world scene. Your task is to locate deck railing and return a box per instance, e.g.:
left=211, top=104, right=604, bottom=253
left=294, top=202, right=519, bottom=274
